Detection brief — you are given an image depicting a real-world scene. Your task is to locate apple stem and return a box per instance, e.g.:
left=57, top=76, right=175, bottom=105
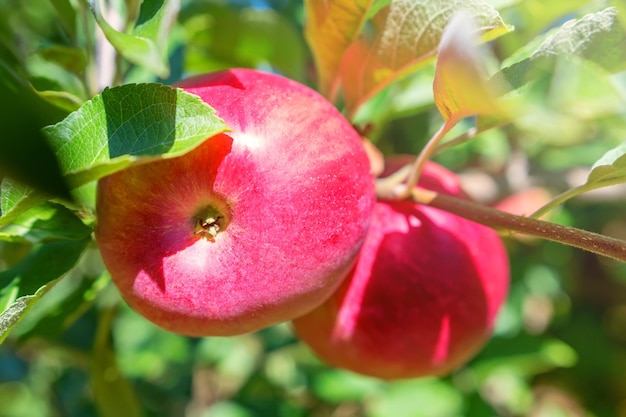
left=411, top=188, right=626, bottom=263
left=193, top=205, right=229, bottom=240
left=397, top=120, right=457, bottom=200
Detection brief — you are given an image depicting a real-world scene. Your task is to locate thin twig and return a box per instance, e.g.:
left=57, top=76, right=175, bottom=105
left=412, top=188, right=626, bottom=263
left=397, top=119, right=456, bottom=199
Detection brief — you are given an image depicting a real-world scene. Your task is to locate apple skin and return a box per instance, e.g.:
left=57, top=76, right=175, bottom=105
left=292, top=161, right=509, bottom=379
left=95, top=69, right=375, bottom=337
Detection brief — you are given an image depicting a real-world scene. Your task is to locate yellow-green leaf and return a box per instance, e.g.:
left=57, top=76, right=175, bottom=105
left=304, top=0, right=374, bottom=98
left=433, top=12, right=504, bottom=122
left=339, top=0, right=510, bottom=115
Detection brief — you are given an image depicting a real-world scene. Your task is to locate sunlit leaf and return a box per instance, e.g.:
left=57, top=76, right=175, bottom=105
left=0, top=280, right=59, bottom=344
left=0, top=180, right=51, bottom=227
left=88, top=0, right=180, bottom=78
left=1, top=84, right=226, bottom=223
left=340, top=0, right=510, bottom=115
left=43, top=83, right=228, bottom=189
left=304, top=0, right=374, bottom=98
left=502, top=7, right=626, bottom=87
left=433, top=12, right=505, bottom=122
left=1, top=203, right=91, bottom=242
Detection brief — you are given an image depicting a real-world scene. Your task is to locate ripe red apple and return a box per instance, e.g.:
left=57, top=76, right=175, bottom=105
left=292, top=161, right=509, bottom=379
left=95, top=69, right=375, bottom=336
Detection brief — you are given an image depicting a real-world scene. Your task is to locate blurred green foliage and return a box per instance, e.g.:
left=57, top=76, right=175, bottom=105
left=1, top=0, right=626, bottom=416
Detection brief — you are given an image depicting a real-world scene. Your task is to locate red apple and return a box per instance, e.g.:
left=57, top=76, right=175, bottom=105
left=95, top=69, right=375, bottom=336
left=292, top=161, right=509, bottom=379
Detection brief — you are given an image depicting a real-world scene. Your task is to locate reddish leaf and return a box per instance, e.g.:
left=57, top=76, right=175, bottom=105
left=433, top=11, right=505, bottom=122
left=304, top=0, right=374, bottom=98
left=339, top=0, right=510, bottom=115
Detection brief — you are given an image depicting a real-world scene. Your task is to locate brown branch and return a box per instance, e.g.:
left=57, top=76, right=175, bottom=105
left=412, top=188, right=626, bottom=263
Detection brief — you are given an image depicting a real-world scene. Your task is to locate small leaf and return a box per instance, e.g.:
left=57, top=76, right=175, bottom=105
left=588, top=142, right=626, bottom=185
left=0, top=280, right=59, bottom=344
left=42, top=83, right=228, bottom=189
left=304, top=0, right=374, bottom=98
left=88, top=0, right=180, bottom=78
left=530, top=140, right=626, bottom=218
left=433, top=12, right=505, bottom=122
left=339, top=0, right=510, bottom=115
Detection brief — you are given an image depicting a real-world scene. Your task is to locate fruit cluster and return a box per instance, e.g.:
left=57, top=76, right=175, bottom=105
left=95, top=69, right=509, bottom=380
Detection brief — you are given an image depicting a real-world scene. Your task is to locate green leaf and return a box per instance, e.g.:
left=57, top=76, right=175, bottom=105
left=303, top=0, right=374, bottom=98
left=367, top=379, right=463, bottom=417
left=502, top=7, right=626, bottom=87
left=181, top=4, right=307, bottom=82
left=88, top=0, right=180, bottom=78
left=339, top=0, right=510, bottom=115
left=0, top=204, right=91, bottom=343
left=0, top=53, right=72, bottom=202
left=0, top=236, right=90, bottom=296
left=588, top=142, right=626, bottom=186
left=433, top=11, right=505, bottom=122
left=92, top=307, right=144, bottom=417
left=0, top=180, right=49, bottom=227
left=529, top=140, right=626, bottom=219
left=1, top=203, right=92, bottom=242
left=0, top=280, right=59, bottom=345
left=50, top=0, right=78, bottom=39
left=42, top=83, right=228, bottom=189
left=17, top=269, right=109, bottom=344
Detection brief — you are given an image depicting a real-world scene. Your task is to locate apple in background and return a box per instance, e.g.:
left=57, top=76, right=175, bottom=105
left=292, top=161, right=509, bottom=379
left=95, top=69, right=375, bottom=336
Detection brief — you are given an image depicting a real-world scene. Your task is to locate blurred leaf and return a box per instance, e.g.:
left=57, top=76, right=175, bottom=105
left=91, top=307, right=144, bottom=417
left=433, top=11, right=506, bottom=122
left=339, top=0, right=510, bottom=115
left=26, top=46, right=89, bottom=112
left=500, top=54, right=625, bottom=148
left=502, top=7, right=626, bottom=88
left=203, top=402, right=253, bottom=417
left=50, top=0, right=78, bottom=39
left=312, top=369, right=382, bottom=403
left=304, top=0, right=374, bottom=98
left=0, top=57, right=71, bottom=202
left=531, top=138, right=626, bottom=216
left=88, top=0, right=180, bottom=78
left=589, top=141, right=626, bottom=185
left=0, top=280, right=59, bottom=344
left=366, top=378, right=463, bottom=417
left=42, top=83, right=228, bottom=189
left=181, top=4, right=306, bottom=81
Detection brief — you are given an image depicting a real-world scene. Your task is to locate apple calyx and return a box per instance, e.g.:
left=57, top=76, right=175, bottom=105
left=193, top=204, right=229, bottom=240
